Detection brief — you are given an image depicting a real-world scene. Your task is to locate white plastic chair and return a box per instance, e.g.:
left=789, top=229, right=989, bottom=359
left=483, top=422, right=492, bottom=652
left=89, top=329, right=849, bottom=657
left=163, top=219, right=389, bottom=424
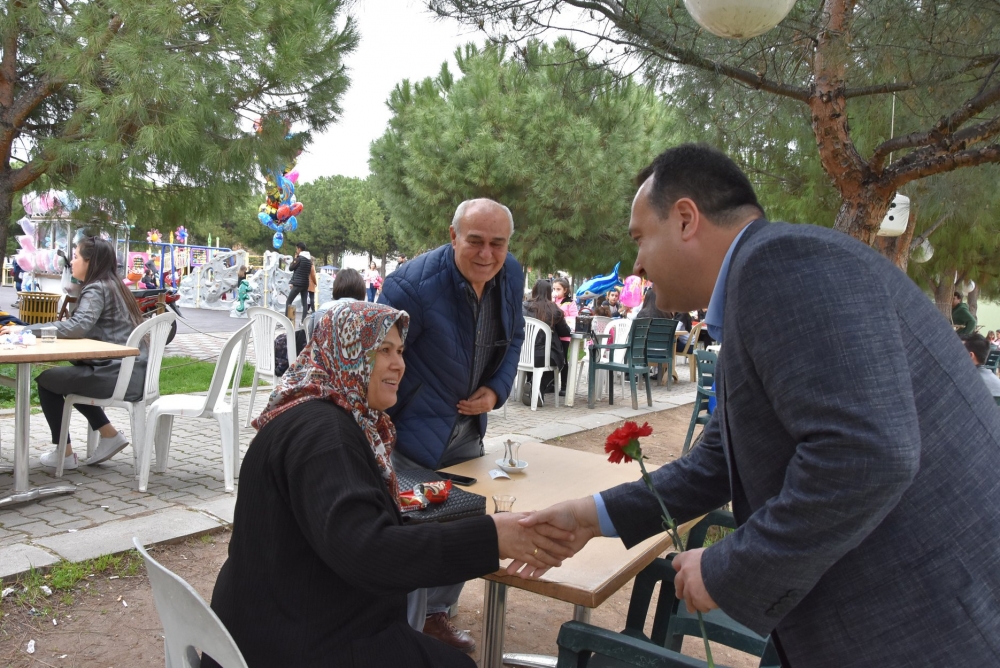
left=133, top=537, right=249, bottom=668
left=514, top=317, right=561, bottom=411
left=244, top=306, right=297, bottom=428
left=56, top=312, right=177, bottom=478
left=139, top=321, right=252, bottom=492
left=677, top=322, right=704, bottom=382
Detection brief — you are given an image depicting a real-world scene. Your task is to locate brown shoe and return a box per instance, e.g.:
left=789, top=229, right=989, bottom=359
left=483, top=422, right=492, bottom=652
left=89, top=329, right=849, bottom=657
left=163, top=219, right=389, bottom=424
left=422, top=611, right=476, bottom=653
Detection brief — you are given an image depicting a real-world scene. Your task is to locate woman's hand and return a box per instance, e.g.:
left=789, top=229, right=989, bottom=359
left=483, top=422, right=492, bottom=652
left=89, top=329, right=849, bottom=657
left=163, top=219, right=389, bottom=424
left=0, top=324, right=24, bottom=335
left=492, top=512, right=576, bottom=579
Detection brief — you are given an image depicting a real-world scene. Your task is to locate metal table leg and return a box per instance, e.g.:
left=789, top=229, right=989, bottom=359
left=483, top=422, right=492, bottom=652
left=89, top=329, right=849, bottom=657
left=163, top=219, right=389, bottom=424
left=564, top=337, right=584, bottom=407
left=481, top=580, right=508, bottom=668
left=499, top=603, right=593, bottom=668
left=0, top=362, right=76, bottom=507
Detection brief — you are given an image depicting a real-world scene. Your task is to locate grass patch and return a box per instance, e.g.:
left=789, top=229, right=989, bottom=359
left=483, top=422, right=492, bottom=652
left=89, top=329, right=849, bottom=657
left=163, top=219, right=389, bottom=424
left=0, top=357, right=255, bottom=409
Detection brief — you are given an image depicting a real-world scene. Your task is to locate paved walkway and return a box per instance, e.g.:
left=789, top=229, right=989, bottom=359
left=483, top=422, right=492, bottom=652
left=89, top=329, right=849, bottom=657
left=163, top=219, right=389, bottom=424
left=0, top=332, right=697, bottom=579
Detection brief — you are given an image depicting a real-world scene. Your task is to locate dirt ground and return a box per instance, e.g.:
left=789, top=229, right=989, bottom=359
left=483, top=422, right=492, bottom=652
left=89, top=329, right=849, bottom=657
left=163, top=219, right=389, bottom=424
left=0, top=406, right=754, bottom=668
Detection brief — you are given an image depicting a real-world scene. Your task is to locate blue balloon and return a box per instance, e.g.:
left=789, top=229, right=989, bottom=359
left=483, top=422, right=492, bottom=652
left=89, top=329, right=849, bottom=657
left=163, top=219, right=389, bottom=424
left=285, top=215, right=297, bottom=232
left=272, top=231, right=284, bottom=249
left=258, top=212, right=271, bottom=227
left=576, top=262, right=623, bottom=298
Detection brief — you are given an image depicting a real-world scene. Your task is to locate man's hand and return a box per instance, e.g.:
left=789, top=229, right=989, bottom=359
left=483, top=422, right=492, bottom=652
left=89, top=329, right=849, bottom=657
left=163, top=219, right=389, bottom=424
left=507, top=497, right=602, bottom=575
left=457, top=386, right=498, bottom=415
left=492, top=512, right=576, bottom=579
left=0, top=324, right=24, bottom=335
left=672, top=548, right=718, bottom=614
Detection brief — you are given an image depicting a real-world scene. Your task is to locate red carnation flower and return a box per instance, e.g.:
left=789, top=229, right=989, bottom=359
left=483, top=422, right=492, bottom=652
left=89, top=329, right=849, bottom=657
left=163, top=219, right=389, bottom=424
left=605, top=421, right=652, bottom=464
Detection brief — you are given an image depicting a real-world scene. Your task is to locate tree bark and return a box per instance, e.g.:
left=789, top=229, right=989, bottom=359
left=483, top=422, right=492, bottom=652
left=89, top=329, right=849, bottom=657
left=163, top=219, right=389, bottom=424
left=968, top=285, right=980, bottom=318
left=931, top=272, right=957, bottom=321
left=0, top=186, right=13, bottom=268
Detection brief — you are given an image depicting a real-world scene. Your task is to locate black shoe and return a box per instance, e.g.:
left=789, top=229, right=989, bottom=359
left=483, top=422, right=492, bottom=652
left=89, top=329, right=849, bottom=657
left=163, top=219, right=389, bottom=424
left=521, top=383, right=532, bottom=406
left=558, top=388, right=566, bottom=397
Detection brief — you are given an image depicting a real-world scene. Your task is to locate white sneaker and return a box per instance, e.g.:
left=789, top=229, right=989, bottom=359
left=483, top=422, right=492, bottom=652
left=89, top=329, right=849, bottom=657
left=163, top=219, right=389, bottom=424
left=40, top=449, right=78, bottom=470
left=86, top=431, right=129, bottom=465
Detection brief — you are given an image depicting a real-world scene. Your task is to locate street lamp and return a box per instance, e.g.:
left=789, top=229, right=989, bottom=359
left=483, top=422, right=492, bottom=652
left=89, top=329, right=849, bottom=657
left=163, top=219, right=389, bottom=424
left=683, top=0, right=797, bottom=39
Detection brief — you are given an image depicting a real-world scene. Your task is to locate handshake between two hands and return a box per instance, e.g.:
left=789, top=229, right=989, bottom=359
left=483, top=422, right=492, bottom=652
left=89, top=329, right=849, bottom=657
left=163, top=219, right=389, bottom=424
left=489, top=496, right=718, bottom=616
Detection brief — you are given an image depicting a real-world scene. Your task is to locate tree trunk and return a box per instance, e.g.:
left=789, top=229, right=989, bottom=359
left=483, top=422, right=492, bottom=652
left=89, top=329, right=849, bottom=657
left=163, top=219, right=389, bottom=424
left=832, top=191, right=894, bottom=249
left=968, top=285, right=980, bottom=317
left=0, top=188, right=13, bottom=270
left=932, top=272, right=957, bottom=321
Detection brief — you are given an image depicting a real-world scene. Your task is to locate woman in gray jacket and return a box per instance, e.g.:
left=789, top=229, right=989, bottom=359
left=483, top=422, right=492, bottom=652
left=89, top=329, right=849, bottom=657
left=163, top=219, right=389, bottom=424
left=1, top=237, right=146, bottom=470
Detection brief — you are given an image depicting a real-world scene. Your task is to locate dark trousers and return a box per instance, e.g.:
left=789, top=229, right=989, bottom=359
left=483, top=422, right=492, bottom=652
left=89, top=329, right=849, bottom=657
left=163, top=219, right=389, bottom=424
left=287, top=284, right=309, bottom=315
left=37, top=384, right=110, bottom=444
left=366, top=286, right=378, bottom=302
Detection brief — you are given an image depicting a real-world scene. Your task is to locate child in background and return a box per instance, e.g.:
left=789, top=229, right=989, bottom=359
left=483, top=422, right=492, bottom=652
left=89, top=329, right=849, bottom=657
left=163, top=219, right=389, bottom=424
left=552, top=277, right=578, bottom=319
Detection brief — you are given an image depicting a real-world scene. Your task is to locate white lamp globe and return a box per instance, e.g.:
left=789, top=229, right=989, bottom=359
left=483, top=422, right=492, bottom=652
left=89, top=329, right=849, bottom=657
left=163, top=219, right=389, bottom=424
left=683, top=0, right=797, bottom=39
left=877, top=193, right=910, bottom=237
left=910, top=239, right=934, bottom=264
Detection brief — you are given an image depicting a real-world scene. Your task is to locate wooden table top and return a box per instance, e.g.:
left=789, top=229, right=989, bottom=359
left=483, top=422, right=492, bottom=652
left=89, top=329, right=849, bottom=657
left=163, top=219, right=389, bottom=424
left=0, top=338, right=140, bottom=364
left=441, top=441, right=691, bottom=608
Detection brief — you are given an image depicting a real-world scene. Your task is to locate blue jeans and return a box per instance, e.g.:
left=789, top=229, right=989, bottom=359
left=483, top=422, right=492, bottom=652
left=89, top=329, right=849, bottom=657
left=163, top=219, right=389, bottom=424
left=367, top=285, right=378, bottom=302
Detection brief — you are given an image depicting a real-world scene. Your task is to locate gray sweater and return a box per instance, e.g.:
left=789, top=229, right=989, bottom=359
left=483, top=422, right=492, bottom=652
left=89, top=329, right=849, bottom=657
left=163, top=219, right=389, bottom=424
left=29, top=282, right=148, bottom=400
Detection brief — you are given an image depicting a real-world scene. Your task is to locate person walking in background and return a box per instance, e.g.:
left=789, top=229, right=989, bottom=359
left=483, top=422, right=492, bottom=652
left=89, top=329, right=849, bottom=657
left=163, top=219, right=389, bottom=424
left=522, top=144, right=1000, bottom=667
left=951, top=291, right=977, bottom=335
left=378, top=198, right=524, bottom=653
left=286, top=242, right=312, bottom=325
left=363, top=261, right=381, bottom=302
left=307, top=261, right=318, bottom=315
left=11, top=258, right=23, bottom=307
left=522, top=279, right=571, bottom=404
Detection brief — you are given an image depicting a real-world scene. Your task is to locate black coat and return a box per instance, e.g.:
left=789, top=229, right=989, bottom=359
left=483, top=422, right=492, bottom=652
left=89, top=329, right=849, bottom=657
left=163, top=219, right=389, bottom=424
left=204, top=401, right=498, bottom=667
left=288, top=253, right=313, bottom=288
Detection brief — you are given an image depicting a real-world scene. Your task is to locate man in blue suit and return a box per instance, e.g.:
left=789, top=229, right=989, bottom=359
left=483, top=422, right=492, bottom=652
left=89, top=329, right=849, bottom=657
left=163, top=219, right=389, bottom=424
left=379, top=197, right=525, bottom=653
left=523, top=145, right=1000, bottom=666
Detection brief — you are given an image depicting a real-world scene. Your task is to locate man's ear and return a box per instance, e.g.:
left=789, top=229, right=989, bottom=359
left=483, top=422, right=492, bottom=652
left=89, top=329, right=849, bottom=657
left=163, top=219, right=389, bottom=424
left=675, top=198, right=700, bottom=241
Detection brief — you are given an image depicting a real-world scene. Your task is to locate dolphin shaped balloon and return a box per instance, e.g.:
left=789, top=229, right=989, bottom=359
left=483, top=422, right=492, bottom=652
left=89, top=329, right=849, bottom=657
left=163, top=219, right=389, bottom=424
left=575, top=262, right=624, bottom=299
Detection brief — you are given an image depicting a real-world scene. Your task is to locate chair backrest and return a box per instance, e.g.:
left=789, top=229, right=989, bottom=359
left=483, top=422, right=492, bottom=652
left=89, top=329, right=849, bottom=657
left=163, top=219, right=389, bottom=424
left=605, top=319, right=633, bottom=363
left=681, top=322, right=703, bottom=356
left=521, top=317, right=553, bottom=368
left=110, top=312, right=177, bottom=403
left=694, top=349, right=718, bottom=388
left=646, top=318, right=678, bottom=364
left=133, top=537, right=248, bottom=668
left=627, top=319, right=651, bottom=367
left=591, top=316, right=614, bottom=335
left=985, top=350, right=1000, bottom=372
left=206, top=322, right=253, bottom=413
left=247, top=306, right=296, bottom=375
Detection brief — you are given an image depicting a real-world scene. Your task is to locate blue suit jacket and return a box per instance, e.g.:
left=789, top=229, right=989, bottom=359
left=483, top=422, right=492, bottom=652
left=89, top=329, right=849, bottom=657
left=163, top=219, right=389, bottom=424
left=603, top=221, right=1000, bottom=666
left=379, top=244, right=525, bottom=468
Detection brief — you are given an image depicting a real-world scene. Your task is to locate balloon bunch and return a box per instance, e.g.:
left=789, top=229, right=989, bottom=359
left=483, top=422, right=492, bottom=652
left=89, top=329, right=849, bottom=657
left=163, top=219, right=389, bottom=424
left=175, top=226, right=188, bottom=244
left=254, top=115, right=304, bottom=249
left=14, top=217, right=66, bottom=274
left=147, top=229, right=162, bottom=243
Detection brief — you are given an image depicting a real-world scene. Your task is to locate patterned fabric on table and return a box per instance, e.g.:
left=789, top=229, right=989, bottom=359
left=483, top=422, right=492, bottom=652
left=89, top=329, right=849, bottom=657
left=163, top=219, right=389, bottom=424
left=252, top=301, right=410, bottom=504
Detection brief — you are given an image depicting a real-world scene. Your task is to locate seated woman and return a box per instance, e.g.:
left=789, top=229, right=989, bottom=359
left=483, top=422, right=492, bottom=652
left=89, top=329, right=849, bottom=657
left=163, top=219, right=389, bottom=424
left=0, top=237, right=146, bottom=469
left=522, top=280, right=571, bottom=404
left=203, top=302, right=571, bottom=668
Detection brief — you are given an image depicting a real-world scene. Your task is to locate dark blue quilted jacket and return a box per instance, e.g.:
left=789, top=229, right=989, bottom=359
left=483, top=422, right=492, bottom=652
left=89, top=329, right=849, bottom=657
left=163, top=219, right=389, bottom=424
left=378, top=244, right=525, bottom=468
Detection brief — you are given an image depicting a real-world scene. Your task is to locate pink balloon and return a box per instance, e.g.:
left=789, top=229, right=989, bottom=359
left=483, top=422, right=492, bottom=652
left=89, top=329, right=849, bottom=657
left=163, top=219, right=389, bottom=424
left=16, top=255, right=33, bottom=272
left=285, top=170, right=300, bottom=184
left=17, top=235, right=35, bottom=252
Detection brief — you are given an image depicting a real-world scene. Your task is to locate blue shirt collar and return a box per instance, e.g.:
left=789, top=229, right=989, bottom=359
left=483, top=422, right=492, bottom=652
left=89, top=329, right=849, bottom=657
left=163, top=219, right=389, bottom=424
left=703, top=223, right=753, bottom=345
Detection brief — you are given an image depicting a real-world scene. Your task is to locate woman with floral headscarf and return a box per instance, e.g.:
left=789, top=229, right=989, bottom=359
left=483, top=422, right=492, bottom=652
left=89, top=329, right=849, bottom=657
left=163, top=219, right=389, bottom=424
left=202, top=302, right=573, bottom=668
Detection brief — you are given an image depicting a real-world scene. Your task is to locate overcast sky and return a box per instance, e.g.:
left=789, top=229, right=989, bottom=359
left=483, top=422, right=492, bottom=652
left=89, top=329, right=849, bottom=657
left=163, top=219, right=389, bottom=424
left=294, top=1, right=483, bottom=182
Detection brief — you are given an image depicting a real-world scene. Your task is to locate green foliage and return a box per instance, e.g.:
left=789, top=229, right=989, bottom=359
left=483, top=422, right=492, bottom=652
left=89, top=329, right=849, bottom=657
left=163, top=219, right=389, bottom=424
left=369, top=39, right=680, bottom=274
left=0, top=0, right=358, bottom=251
left=295, top=175, right=395, bottom=265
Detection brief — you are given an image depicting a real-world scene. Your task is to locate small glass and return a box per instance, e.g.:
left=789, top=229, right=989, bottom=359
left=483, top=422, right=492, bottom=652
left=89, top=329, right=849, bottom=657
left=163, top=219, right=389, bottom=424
left=492, top=495, right=516, bottom=513
left=40, top=326, right=57, bottom=343
left=503, top=439, right=521, bottom=468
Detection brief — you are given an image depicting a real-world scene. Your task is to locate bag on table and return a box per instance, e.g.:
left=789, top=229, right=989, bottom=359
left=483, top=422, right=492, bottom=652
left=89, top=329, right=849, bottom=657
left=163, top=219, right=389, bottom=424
left=395, top=468, right=486, bottom=524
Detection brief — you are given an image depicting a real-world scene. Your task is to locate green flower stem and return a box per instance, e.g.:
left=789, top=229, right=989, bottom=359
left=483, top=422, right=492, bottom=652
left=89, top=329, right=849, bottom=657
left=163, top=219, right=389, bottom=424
left=635, top=455, right=715, bottom=668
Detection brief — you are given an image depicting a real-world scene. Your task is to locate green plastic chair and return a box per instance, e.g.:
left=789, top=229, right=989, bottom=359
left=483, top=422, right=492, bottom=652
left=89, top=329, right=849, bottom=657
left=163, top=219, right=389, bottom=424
left=994, top=395, right=1000, bottom=407
left=646, top=318, right=678, bottom=388
left=588, top=318, right=653, bottom=410
left=556, top=510, right=780, bottom=668
left=984, top=350, right=1000, bottom=372
left=682, top=349, right=717, bottom=455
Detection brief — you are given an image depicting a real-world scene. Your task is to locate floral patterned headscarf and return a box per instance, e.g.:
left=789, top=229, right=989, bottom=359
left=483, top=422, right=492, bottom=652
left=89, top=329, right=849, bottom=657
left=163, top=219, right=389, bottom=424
left=252, top=301, right=409, bottom=501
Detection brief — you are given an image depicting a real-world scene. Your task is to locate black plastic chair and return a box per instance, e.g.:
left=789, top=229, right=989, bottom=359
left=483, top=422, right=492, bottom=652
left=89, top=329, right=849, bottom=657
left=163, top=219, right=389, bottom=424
left=556, top=510, right=780, bottom=668
left=588, top=318, right=653, bottom=410
left=682, top=350, right=717, bottom=455
left=646, top=318, right=678, bottom=388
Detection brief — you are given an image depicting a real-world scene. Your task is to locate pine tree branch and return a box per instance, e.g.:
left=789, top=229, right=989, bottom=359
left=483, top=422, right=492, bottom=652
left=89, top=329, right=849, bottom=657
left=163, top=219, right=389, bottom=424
left=871, top=84, right=1000, bottom=171
left=884, top=114, right=1000, bottom=178
left=887, top=143, right=1000, bottom=191
left=909, top=211, right=951, bottom=252
left=844, top=55, right=1000, bottom=99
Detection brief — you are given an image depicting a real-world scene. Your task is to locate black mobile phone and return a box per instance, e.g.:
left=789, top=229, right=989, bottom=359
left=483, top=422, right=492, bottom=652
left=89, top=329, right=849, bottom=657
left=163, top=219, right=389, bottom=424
left=436, top=471, right=477, bottom=487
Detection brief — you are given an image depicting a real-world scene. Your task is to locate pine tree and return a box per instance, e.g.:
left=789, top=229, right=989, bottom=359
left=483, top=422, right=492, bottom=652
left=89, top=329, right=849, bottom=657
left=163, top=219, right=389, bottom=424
left=0, top=0, right=357, bottom=255
left=369, top=39, right=679, bottom=274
